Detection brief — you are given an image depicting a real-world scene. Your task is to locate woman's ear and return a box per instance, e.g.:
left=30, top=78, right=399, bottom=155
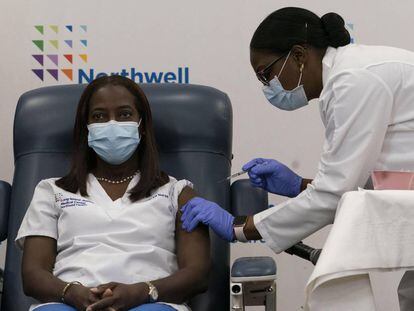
left=291, top=45, right=308, bottom=68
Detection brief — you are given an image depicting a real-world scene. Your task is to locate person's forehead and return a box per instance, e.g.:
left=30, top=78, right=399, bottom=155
left=89, top=85, right=136, bottom=109
left=250, top=49, right=281, bottom=70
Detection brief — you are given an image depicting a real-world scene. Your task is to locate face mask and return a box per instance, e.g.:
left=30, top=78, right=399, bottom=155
left=87, top=120, right=141, bottom=165
left=262, top=50, right=308, bottom=111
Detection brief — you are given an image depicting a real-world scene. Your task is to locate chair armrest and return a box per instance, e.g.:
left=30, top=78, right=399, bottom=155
left=231, top=256, right=277, bottom=282
left=0, top=180, right=11, bottom=242
left=230, top=179, right=268, bottom=216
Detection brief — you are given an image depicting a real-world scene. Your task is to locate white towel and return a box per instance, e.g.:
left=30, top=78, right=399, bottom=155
left=305, top=189, right=414, bottom=311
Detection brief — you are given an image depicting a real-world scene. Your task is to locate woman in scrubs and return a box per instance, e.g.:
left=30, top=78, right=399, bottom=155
left=16, top=75, right=210, bottom=311
left=181, top=7, right=414, bottom=309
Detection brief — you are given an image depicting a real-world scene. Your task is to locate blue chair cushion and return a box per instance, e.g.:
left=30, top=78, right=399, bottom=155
left=231, top=256, right=277, bottom=278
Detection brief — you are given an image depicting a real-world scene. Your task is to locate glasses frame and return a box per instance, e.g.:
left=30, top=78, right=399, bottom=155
left=256, top=53, right=288, bottom=85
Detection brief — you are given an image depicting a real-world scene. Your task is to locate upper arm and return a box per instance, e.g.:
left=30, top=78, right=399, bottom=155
left=22, top=236, right=57, bottom=285
left=16, top=180, right=60, bottom=285
left=175, top=187, right=210, bottom=273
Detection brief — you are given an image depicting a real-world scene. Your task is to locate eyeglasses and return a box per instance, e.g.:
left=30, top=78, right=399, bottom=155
left=256, top=53, right=288, bottom=85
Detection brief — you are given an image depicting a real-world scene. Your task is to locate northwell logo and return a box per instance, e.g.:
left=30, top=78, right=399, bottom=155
left=78, top=67, right=189, bottom=84
left=31, top=25, right=190, bottom=84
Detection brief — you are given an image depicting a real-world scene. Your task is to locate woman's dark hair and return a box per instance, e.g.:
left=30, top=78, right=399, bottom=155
left=55, top=75, right=169, bottom=202
left=250, top=7, right=351, bottom=53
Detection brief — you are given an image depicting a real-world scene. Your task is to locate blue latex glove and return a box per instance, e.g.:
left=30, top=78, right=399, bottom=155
left=242, top=158, right=302, bottom=197
left=180, top=197, right=235, bottom=242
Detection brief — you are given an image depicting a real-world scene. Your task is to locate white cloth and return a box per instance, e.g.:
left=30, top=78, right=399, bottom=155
left=254, top=44, right=414, bottom=253
left=305, top=189, right=414, bottom=310
left=16, top=174, right=192, bottom=311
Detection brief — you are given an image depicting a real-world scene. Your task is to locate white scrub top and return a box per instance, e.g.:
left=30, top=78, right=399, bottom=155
left=16, top=174, right=192, bottom=311
left=254, top=44, right=414, bottom=253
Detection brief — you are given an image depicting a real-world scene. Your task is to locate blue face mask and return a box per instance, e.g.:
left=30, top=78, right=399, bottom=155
left=262, top=51, right=308, bottom=111
left=87, top=120, right=141, bottom=165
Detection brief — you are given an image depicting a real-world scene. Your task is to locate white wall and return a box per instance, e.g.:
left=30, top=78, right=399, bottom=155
left=1, top=0, right=413, bottom=309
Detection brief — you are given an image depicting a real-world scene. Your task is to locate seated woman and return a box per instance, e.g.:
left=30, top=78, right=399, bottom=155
left=16, top=75, right=210, bottom=311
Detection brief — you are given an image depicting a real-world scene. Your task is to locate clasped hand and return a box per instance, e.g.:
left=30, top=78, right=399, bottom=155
left=65, top=281, right=149, bottom=311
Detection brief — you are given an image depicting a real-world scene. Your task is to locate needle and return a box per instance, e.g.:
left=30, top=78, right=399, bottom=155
left=218, top=170, right=248, bottom=183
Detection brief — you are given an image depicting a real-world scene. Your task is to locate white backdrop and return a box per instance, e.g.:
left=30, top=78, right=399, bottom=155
left=1, top=0, right=413, bottom=310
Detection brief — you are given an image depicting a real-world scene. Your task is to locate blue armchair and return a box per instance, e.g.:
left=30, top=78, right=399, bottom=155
left=0, top=83, right=277, bottom=311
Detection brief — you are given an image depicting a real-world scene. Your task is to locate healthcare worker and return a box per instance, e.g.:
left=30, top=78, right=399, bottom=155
left=180, top=7, right=414, bottom=309
left=16, top=75, right=210, bottom=311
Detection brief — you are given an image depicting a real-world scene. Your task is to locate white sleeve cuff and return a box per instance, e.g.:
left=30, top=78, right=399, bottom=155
left=15, top=230, right=58, bottom=250
left=254, top=212, right=284, bottom=254
left=169, top=179, right=194, bottom=214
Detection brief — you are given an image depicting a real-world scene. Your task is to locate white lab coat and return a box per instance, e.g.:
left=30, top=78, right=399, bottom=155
left=16, top=174, right=192, bottom=311
left=254, top=44, right=414, bottom=309
left=254, top=44, right=414, bottom=252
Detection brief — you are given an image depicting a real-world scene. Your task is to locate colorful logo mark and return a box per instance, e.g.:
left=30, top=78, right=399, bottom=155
left=31, top=24, right=88, bottom=81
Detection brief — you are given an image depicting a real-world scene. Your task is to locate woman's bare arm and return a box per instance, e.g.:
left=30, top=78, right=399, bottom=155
left=22, top=236, right=98, bottom=308
left=150, top=186, right=210, bottom=303
left=22, top=236, right=65, bottom=301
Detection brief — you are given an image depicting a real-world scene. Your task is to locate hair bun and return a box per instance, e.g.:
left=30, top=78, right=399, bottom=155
left=320, top=12, right=351, bottom=47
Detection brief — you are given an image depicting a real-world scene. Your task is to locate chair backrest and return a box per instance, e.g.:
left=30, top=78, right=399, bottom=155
left=3, top=83, right=232, bottom=311
left=230, top=179, right=268, bottom=216
left=0, top=182, right=11, bottom=242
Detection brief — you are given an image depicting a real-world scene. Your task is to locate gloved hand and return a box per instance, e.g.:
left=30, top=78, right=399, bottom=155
left=242, top=158, right=302, bottom=197
left=180, top=197, right=235, bottom=242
